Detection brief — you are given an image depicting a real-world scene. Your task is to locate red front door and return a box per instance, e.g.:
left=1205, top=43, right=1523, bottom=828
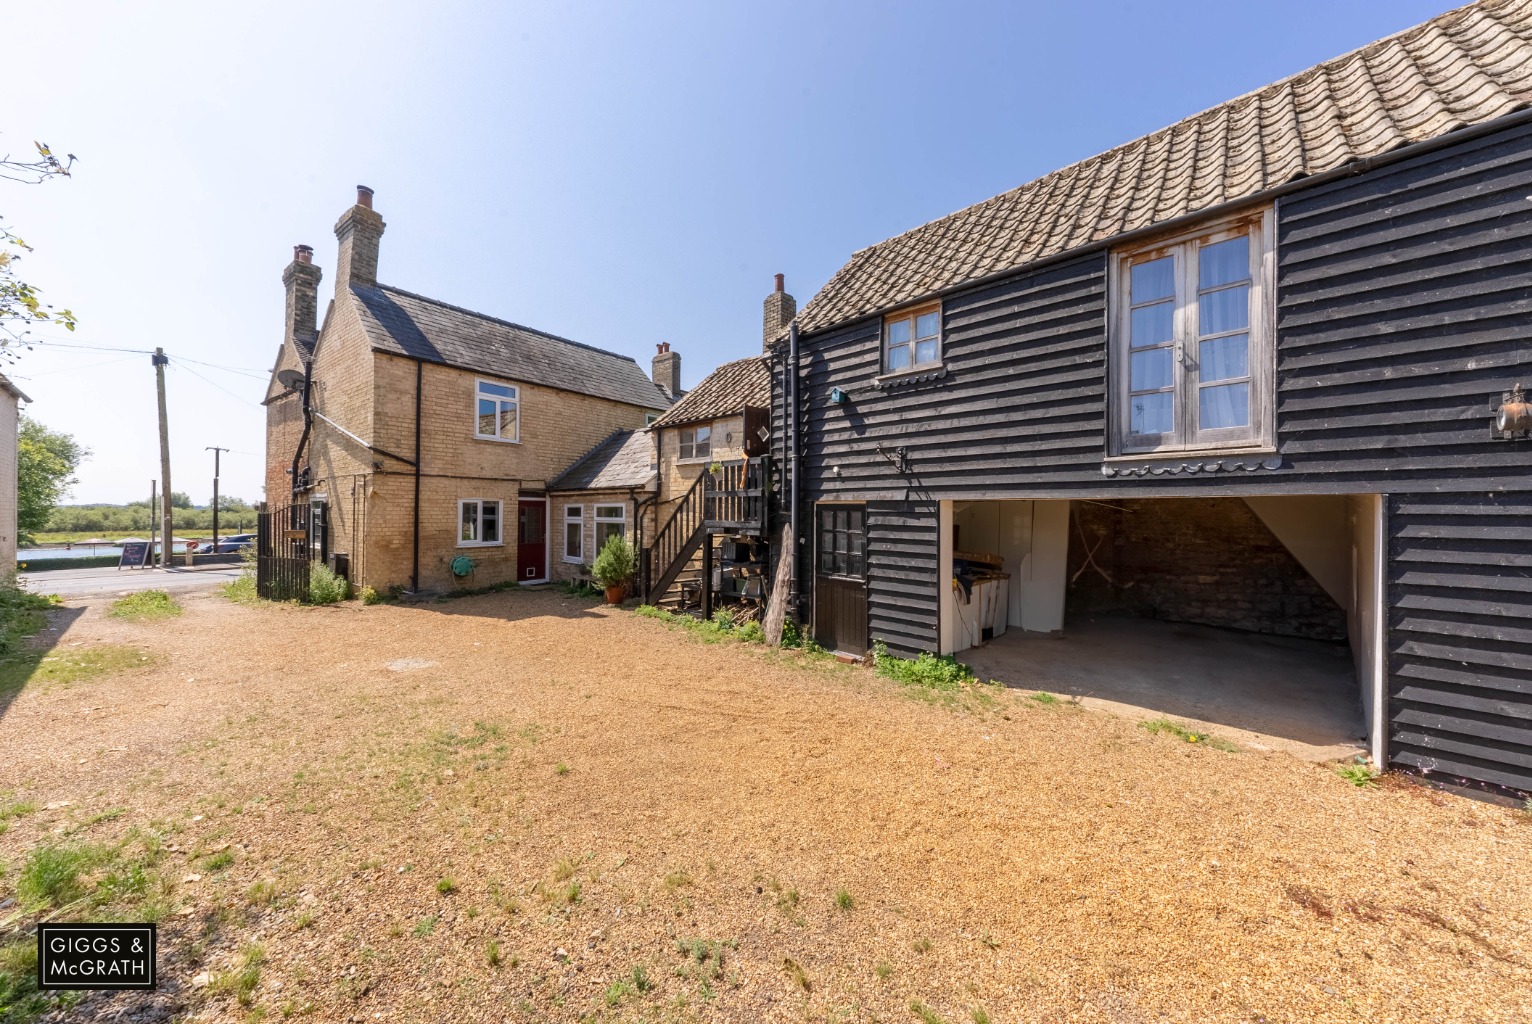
left=517, top=500, right=547, bottom=581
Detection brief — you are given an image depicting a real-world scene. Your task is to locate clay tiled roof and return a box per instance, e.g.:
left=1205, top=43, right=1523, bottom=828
left=350, top=286, right=673, bottom=411
left=549, top=429, right=656, bottom=492
left=649, top=356, right=770, bottom=429
left=797, top=0, right=1532, bottom=335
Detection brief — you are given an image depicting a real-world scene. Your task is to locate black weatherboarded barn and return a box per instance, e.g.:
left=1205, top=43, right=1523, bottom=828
left=770, top=0, right=1532, bottom=801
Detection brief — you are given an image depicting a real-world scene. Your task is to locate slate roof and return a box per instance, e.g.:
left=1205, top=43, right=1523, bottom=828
left=649, top=356, right=771, bottom=429
left=349, top=285, right=672, bottom=410
left=797, top=0, right=1532, bottom=335
left=548, top=429, right=657, bottom=492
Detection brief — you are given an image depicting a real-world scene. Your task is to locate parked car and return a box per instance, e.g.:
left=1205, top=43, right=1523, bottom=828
left=196, top=534, right=255, bottom=554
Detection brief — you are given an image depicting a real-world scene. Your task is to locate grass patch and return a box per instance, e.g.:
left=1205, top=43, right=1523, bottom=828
left=0, top=643, right=155, bottom=697
left=554, top=761, right=570, bottom=776
left=412, top=915, right=437, bottom=937
left=972, top=1009, right=993, bottom=1024
left=221, top=549, right=259, bottom=604
left=16, top=842, right=105, bottom=908
left=875, top=961, right=894, bottom=980
left=781, top=956, right=810, bottom=992
left=0, top=574, right=57, bottom=657
left=1139, top=717, right=1239, bottom=752
left=0, top=796, right=37, bottom=821
left=486, top=940, right=501, bottom=968
left=664, top=869, right=692, bottom=889
left=202, top=850, right=235, bottom=872
left=211, top=943, right=264, bottom=1008
left=1028, top=690, right=1066, bottom=706
left=874, top=643, right=974, bottom=690
left=909, top=1000, right=946, bottom=1024
left=436, top=877, right=458, bottom=895
left=834, top=888, right=854, bottom=911
left=1334, top=757, right=1380, bottom=788
left=107, top=589, right=181, bottom=621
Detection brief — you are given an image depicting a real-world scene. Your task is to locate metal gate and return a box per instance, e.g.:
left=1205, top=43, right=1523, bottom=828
left=257, top=502, right=324, bottom=601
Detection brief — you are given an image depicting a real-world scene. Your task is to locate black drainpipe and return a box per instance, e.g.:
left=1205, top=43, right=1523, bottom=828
left=787, top=322, right=800, bottom=616
left=290, top=357, right=315, bottom=498
left=411, top=358, right=423, bottom=593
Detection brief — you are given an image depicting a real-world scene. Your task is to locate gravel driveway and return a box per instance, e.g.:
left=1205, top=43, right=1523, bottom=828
left=0, top=587, right=1527, bottom=1023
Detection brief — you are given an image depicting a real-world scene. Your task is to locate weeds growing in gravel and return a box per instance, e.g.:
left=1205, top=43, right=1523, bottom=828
left=1334, top=757, right=1380, bottom=787
left=781, top=956, right=810, bottom=992
left=0, top=574, right=57, bottom=656
left=412, top=915, right=437, bottom=936
left=835, top=888, right=855, bottom=911
left=308, top=564, right=350, bottom=605
left=107, top=589, right=181, bottom=621
left=909, top=999, right=946, bottom=1023
left=221, top=549, right=259, bottom=604
left=0, top=643, right=154, bottom=697
left=210, top=943, right=264, bottom=1008
left=971, top=1008, right=994, bottom=1024
left=1139, top=717, right=1239, bottom=752
left=486, top=940, right=501, bottom=967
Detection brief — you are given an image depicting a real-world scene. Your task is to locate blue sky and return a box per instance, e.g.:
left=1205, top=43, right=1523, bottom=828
left=9, top=0, right=1448, bottom=503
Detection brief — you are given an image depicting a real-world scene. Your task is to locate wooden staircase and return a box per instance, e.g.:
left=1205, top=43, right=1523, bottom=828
left=643, top=471, right=707, bottom=608
left=643, top=457, right=772, bottom=613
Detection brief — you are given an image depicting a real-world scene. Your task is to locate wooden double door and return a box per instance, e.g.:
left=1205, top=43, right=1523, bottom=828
left=814, top=503, right=868, bottom=656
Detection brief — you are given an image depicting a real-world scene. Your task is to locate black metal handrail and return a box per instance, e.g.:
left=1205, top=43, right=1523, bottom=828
left=704, top=457, right=769, bottom=533
left=644, top=470, right=708, bottom=600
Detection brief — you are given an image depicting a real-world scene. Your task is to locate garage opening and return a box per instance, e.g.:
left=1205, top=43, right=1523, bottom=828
left=939, top=496, right=1385, bottom=762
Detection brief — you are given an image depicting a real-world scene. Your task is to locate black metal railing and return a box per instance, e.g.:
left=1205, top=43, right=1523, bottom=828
left=257, top=501, right=315, bottom=601
left=704, top=457, right=769, bottom=534
left=644, top=471, right=708, bottom=601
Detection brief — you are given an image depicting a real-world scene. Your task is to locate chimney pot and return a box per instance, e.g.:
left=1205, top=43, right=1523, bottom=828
left=293, top=244, right=314, bottom=264
left=774, top=273, right=785, bottom=293
left=356, top=185, right=374, bottom=209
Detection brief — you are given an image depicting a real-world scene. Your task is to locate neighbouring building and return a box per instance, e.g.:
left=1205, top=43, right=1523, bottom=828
left=0, top=374, right=29, bottom=568
left=547, top=428, right=658, bottom=585
left=264, top=187, right=672, bottom=593
left=771, top=0, right=1532, bottom=801
left=639, top=280, right=780, bottom=609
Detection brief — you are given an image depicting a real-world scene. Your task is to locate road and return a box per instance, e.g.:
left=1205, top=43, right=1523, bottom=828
left=21, top=564, right=243, bottom=600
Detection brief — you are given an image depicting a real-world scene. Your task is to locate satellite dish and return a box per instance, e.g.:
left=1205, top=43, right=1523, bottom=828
left=276, top=368, right=305, bottom=392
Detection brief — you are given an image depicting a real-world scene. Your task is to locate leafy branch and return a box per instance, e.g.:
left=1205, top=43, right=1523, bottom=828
left=0, top=139, right=78, bottom=358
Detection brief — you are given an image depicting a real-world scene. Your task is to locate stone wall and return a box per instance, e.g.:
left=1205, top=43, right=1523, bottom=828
left=1066, top=497, right=1346, bottom=641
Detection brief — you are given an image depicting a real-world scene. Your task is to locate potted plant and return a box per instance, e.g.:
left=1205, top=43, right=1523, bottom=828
left=591, top=533, right=636, bottom=605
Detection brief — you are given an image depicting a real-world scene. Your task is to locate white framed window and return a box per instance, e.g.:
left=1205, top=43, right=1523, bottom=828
left=594, top=504, right=626, bottom=549
left=678, top=424, right=711, bottom=461
left=644, top=412, right=659, bottom=426
left=883, top=301, right=941, bottom=373
left=1110, top=209, right=1274, bottom=456
left=474, top=380, right=520, bottom=443
left=563, top=504, right=584, bottom=563
left=458, top=499, right=502, bottom=546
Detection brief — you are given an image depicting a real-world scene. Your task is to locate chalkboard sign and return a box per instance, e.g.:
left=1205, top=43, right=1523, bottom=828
left=118, top=541, right=152, bottom=569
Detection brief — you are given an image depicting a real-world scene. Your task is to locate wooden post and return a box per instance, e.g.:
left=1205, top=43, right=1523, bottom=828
left=700, top=532, right=713, bottom=621
left=206, top=446, right=228, bottom=550
left=153, top=348, right=174, bottom=569
left=763, top=523, right=793, bottom=645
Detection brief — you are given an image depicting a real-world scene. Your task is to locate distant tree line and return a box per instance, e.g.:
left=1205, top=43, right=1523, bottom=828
left=44, top=493, right=258, bottom=536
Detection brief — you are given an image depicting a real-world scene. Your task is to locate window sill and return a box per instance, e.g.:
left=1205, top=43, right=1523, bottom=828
left=561, top=556, right=585, bottom=564
left=456, top=541, right=505, bottom=549
left=676, top=457, right=715, bottom=466
left=472, top=434, right=522, bottom=445
left=873, top=365, right=947, bottom=388
left=1105, top=443, right=1274, bottom=463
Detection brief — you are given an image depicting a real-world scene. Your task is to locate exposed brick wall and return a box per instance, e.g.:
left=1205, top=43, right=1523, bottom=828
left=1066, top=497, right=1346, bottom=641
left=548, top=492, right=656, bottom=583
left=655, top=414, right=746, bottom=524
left=264, top=393, right=303, bottom=503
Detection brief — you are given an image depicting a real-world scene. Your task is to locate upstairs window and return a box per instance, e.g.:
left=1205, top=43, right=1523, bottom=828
left=883, top=302, right=941, bottom=373
left=679, top=424, right=711, bottom=461
left=458, top=499, right=502, bottom=546
left=475, top=380, right=519, bottom=443
left=1112, top=210, right=1273, bottom=455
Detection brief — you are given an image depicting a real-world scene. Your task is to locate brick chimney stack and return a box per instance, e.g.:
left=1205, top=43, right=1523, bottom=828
left=652, top=342, right=681, bottom=400
left=283, top=244, right=322, bottom=356
left=762, top=273, right=796, bottom=351
left=334, top=185, right=386, bottom=290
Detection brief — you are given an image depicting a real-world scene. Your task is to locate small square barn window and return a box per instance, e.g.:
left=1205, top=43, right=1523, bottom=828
left=459, top=499, right=502, bottom=546
left=563, top=505, right=584, bottom=563
left=679, top=424, right=711, bottom=461
left=883, top=302, right=941, bottom=373
left=475, top=380, right=520, bottom=443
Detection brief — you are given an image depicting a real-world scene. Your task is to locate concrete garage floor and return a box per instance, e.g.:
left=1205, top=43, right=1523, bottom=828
left=960, top=615, right=1367, bottom=761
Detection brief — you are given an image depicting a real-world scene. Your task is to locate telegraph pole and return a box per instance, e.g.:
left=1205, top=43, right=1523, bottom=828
left=153, top=348, right=174, bottom=569
left=205, top=446, right=229, bottom=549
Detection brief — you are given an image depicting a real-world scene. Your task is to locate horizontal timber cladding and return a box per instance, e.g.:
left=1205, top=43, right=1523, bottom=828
left=1387, top=492, right=1532, bottom=799
left=865, top=501, right=939, bottom=656
left=784, top=119, right=1532, bottom=507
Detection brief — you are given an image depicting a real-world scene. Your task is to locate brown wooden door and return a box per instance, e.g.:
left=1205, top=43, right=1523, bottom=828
left=518, top=500, right=547, bottom=581
left=814, top=504, right=868, bottom=655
